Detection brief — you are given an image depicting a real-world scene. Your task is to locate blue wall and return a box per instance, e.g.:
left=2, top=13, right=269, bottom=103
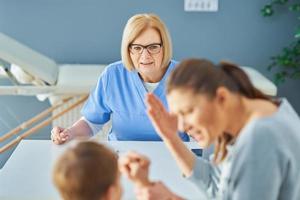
left=0, top=0, right=299, bottom=167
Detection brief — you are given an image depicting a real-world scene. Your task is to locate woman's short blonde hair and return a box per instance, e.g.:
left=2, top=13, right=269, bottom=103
left=121, top=13, right=173, bottom=71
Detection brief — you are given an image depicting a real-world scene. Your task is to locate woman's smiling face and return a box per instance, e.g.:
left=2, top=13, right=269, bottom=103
left=129, top=28, right=164, bottom=82
left=167, top=88, right=227, bottom=148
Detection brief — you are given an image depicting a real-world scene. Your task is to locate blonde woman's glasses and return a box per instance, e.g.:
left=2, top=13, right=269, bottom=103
left=129, top=43, right=162, bottom=55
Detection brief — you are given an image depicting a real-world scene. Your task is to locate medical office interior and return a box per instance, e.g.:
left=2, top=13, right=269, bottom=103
left=0, top=0, right=299, bottom=199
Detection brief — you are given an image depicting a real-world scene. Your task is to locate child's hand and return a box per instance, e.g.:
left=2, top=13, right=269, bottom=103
left=119, top=151, right=152, bottom=187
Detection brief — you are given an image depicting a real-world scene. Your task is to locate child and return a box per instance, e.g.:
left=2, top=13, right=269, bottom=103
left=53, top=141, right=122, bottom=200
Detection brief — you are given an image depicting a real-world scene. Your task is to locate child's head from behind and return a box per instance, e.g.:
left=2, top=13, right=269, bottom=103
left=53, top=141, right=121, bottom=200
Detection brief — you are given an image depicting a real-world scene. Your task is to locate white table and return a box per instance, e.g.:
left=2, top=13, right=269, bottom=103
left=0, top=140, right=206, bottom=200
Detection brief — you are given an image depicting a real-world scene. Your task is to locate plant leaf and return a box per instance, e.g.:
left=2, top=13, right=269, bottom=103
left=291, top=71, right=300, bottom=78
left=289, top=4, right=300, bottom=12
left=261, top=5, right=274, bottom=16
left=295, top=27, right=300, bottom=38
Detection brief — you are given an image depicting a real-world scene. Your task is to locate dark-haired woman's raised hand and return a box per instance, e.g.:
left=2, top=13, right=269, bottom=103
left=146, top=93, right=179, bottom=142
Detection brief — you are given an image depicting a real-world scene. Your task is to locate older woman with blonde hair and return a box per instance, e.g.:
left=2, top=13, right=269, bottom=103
left=51, top=13, right=189, bottom=143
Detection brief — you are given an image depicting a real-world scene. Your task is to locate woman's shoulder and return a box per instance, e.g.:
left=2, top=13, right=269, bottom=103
left=100, top=61, right=130, bottom=79
left=105, top=60, right=127, bottom=73
left=98, top=61, right=132, bottom=85
left=254, top=99, right=300, bottom=135
left=238, top=118, right=282, bottom=148
left=236, top=101, right=300, bottom=155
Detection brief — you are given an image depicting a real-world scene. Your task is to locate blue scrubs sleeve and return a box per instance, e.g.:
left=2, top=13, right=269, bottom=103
left=81, top=68, right=111, bottom=124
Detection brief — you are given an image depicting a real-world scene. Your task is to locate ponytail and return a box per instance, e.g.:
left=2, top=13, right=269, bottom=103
left=219, top=61, right=270, bottom=101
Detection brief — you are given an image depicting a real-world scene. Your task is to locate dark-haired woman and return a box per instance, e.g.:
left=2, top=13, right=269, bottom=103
left=131, top=58, right=300, bottom=200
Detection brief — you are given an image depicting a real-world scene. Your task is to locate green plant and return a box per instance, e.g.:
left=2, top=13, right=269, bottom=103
left=261, top=0, right=300, bottom=85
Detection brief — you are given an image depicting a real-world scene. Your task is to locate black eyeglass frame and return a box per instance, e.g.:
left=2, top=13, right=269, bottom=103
left=129, top=43, right=163, bottom=55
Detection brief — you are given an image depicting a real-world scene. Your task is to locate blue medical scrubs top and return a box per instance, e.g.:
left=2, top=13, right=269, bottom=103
left=81, top=60, right=189, bottom=141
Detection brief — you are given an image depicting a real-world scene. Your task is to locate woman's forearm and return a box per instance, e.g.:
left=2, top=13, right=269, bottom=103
left=69, top=119, right=93, bottom=138
left=163, top=136, right=196, bottom=177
